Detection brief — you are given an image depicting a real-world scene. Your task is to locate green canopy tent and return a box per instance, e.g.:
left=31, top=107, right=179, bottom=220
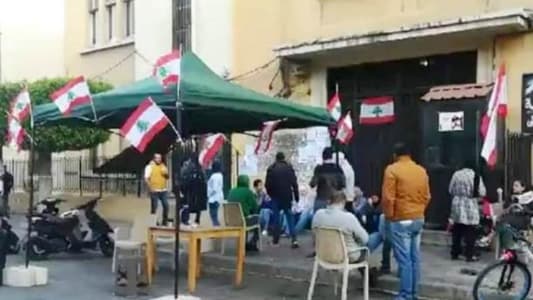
left=33, top=52, right=333, bottom=135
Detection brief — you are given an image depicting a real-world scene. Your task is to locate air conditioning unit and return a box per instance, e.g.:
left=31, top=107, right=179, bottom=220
left=88, top=0, right=99, bottom=11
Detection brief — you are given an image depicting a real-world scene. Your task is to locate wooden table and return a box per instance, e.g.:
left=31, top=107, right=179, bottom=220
left=146, top=226, right=246, bottom=293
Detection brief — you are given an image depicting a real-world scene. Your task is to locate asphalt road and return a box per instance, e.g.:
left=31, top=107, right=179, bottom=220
left=1, top=253, right=393, bottom=300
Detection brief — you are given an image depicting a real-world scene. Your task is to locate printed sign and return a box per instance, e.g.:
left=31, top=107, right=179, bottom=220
left=438, top=111, right=464, bottom=132
left=522, top=74, right=533, bottom=133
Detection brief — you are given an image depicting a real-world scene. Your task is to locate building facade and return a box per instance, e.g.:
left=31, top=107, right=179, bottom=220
left=64, top=0, right=233, bottom=159
left=231, top=0, right=533, bottom=227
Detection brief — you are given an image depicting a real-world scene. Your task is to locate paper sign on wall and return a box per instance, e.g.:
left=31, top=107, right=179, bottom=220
left=438, top=111, right=464, bottom=132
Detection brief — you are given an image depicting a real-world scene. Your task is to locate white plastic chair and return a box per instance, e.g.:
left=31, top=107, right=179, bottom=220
left=307, top=227, right=369, bottom=300
left=112, top=214, right=157, bottom=273
left=221, top=202, right=261, bottom=255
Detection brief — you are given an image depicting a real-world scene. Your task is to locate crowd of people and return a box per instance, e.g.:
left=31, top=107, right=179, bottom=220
left=144, top=143, right=432, bottom=300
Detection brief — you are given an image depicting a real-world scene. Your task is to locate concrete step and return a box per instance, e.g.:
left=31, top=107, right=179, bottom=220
left=422, top=229, right=450, bottom=247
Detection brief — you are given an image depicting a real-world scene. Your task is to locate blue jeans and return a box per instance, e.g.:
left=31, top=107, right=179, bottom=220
left=295, top=207, right=313, bottom=234
left=208, top=202, right=220, bottom=226
left=259, top=208, right=272, bottom=231
left=365, top=215, right=392, bottom=271
left=390, top=219, right=424, bottom=300
left=150, top=191, right=168, bottom=225
left=271, top=200, right=296, bottom=244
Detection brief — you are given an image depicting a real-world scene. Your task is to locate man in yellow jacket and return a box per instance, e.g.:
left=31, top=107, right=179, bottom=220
left=382, top=143, right=430, bottom=300
left=145, top=153, right=169, bottom=225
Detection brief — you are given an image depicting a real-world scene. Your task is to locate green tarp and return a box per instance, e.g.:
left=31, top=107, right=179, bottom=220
left=33, top=52, right=333, bottom=135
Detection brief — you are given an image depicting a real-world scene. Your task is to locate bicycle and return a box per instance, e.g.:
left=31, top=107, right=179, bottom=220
left=473, top=221, right=533, bottom=299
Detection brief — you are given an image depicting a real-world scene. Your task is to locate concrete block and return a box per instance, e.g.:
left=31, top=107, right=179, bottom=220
left=150, top=295, right=201, bottom=300
left=3, top=265, right=48, bottom=287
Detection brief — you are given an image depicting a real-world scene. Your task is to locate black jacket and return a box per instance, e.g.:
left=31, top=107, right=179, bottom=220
left=265, top=161, right=299, bottom=208
left=310, top=163, right=345, bottom=201
left=2, top=172, right=13, bottom=196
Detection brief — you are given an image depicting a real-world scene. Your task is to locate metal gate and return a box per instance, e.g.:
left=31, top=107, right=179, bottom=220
left=506, top=132, right=532, bottom=195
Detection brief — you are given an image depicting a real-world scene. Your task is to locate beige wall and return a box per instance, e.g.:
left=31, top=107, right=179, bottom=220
left=64, top=0, right=137, bottom=157
left=0, top=0, right=65, bottom=82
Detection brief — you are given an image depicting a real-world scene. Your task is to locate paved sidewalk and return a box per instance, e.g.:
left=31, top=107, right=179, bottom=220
left=199, top=233, right=493, bottom=299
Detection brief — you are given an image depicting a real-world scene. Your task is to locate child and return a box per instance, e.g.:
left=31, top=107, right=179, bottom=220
left=253, top=179, right=272, bottom=236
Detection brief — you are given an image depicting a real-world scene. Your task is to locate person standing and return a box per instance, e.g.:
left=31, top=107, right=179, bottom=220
left=448, top=160, right=486, bottom=262
left=180, top=154, right=207, bottom=227
left=310, top=147, right=345, bottom=212
left=265, top=152, right=300, bottom=248
left=335, top=152, right=355, bottom=213
left=207, top=161, right=224, bottom=226
left=382, top=143, right=431, bottom=300
left=145, top=153, right=170, bottom=225
left=0, top=166, right=13, bottom=217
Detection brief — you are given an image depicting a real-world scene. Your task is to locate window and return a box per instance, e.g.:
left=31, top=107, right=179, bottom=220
left=174, top=0, right=191, bottom=51
left=88, top=0, right=98, bottom=45
left=124, top=0, right=134, bottom=37
left=106, top=0, right=116, bottom=41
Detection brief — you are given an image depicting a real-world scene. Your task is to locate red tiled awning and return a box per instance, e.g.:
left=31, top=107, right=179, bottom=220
left=421, top=83, right=493, bottom=102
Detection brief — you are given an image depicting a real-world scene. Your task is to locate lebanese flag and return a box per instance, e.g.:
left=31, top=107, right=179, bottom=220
left=481, top=105, right=499, bottom=167
left=336, top=112, right=354, bottom=144
left=481, top=64, right=508, bottom=137
left=255, top=120, right=281, bottom=155
left=327, top=92, right=342, bottom=121
left=153, top=50, right=181, bottom=88
left=120, top=97, right=169, bottom=152
left=10, top=89, right=31, bottom=122
left=6, top=116, right=25, bottom=151
left=360, top=96, right=395, bottom=125
left=50, top=76, right=92, bottom=115
left=199, top=134, right=225, bottom=168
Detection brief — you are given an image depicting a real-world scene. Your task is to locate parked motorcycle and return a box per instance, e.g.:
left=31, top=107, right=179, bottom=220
left=0, top=216, right=20, bottom=254
left=35, top=197, right=66, bottom=216
left=26, top=198, right=114, bottom=259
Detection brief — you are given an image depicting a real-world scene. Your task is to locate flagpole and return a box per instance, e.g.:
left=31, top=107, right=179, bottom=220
left=335, top=82, right=340, bottom=167
left=173, top=44, right=183, bottom=300
left=25, top=88, right=35, bottom=269
left=89, top=96, right=98, bottom=123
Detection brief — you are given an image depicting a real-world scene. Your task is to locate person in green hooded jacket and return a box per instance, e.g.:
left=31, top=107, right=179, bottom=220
left=228, top=175, right=260, bottom=251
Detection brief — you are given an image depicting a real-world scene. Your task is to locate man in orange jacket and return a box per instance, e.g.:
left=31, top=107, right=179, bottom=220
left=382, top=143, right=431, bottom=300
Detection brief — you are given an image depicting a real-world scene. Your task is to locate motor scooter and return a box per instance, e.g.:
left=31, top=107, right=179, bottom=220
left=27, top=198, right=114, bottom=259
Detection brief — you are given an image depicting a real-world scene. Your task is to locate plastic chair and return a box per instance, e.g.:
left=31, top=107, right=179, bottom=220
left=112, top=214, right=157, bottom=273
left=221, top=202, right=261, bottom=255
left=307, top=227, right=369, bottom=300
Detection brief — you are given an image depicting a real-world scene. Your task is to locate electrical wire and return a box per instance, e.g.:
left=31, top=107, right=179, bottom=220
left=227, top=57, right=278, bottom=81
left=90, top=50, right=136, bottom=81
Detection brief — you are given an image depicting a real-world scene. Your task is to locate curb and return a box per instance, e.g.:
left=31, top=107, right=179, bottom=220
left=198, top=254, right=472, bottom=300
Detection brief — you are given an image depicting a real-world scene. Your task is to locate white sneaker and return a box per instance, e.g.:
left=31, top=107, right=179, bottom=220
left=262, top=230, right=268, bottom=236
left=190, top=222, right=199, bottom=228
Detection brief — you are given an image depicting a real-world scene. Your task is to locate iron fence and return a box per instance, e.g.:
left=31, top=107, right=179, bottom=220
left=4, top=156, right=148, bottom=197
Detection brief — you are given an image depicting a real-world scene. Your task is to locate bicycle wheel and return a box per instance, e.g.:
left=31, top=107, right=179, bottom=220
left=473, top=260, right=531, bottom=300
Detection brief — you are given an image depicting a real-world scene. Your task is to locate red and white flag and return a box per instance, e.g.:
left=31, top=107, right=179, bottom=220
left=199, top=134, right=225, bottom=168
left=255, top=120, right=281, bottom=155
left=481, top=65, right=508, bottom=167
left=120, top=97, right=169, bottom=152
left=336, top=112, right=354, bottom=144
left=327, top=92, right=342, bottom=121
left=6, top=116, right=25, bottom=151
left=10, top=89, right=31, bottom=122
left=153, top=50, right=181, bottom=88
left=481, top=64, right=508, bottom=137
left=50, top=76, right=92, bottom=115
left=360, top=96, right=395, bottom=125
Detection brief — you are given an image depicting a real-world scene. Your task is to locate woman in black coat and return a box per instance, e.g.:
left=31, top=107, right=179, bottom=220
left=179, top=153, right=207, bottom=226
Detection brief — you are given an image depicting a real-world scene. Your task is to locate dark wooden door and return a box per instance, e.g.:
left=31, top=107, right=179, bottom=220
left=327, top=51, right=477, bottom=219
